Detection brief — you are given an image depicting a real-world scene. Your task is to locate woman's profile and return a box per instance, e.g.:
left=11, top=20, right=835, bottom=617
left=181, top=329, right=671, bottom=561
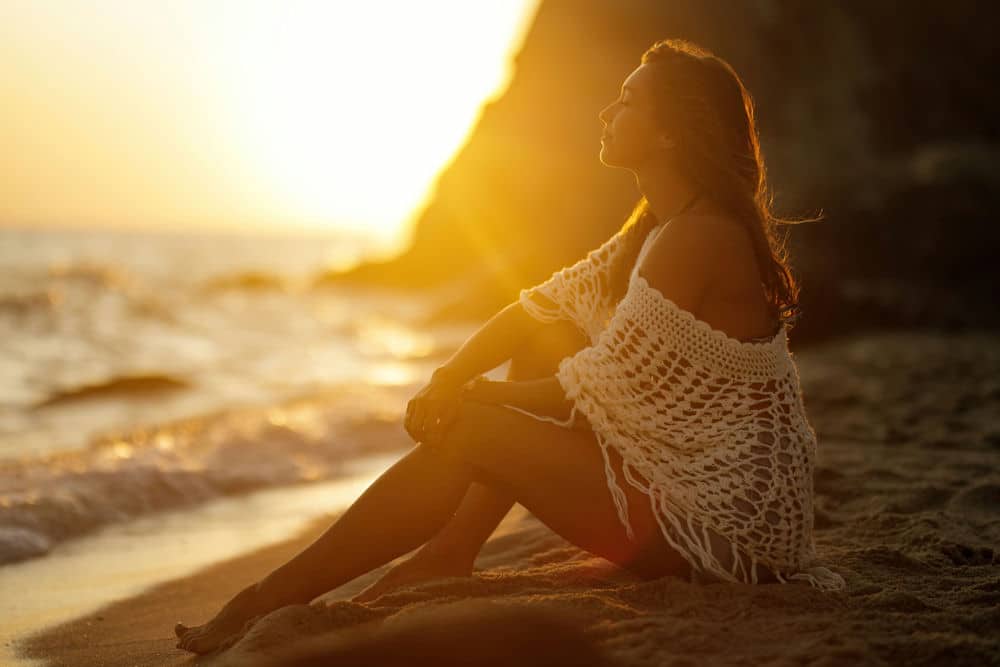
left=176, top=37, right=844, bottom=655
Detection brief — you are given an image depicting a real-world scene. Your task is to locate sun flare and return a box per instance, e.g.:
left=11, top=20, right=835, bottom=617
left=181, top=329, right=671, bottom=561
left=0, top=0, right=540, bottom=244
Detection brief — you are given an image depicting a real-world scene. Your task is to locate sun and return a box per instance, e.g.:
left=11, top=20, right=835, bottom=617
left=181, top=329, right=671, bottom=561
left=211, top=0, right=539, bottom=241
left=0, top=0, right=540, bottom=242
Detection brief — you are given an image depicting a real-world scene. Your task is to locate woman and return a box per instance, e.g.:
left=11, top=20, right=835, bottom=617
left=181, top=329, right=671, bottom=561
left=176, top=38, right=843, bottom=655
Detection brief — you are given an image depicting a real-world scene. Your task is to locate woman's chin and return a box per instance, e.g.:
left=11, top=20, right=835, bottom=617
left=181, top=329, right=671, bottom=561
left=598, top=144, right=637, bottom=170
left=598, top=149, right=621, bottom=167
left=599, top=142, right=612, bottom=160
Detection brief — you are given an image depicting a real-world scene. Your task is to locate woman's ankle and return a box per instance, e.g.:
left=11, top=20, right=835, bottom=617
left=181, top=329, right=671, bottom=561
left=253, top=572, right=313, bottom=608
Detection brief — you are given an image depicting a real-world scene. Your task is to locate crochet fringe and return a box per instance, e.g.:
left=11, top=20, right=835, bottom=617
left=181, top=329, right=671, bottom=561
left=501, top=401, right=845, bottom=592
left=517, top=224, right=846, bottom=592
left=498, top=402, right=580, bottom=429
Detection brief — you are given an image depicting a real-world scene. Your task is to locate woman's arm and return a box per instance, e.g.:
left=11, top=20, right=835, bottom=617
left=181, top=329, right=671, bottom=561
left=410, top=301, right=550, bottom=444
left=464, top=376, right=575, bottom=422
left=432, top=301, right=548, bottom=387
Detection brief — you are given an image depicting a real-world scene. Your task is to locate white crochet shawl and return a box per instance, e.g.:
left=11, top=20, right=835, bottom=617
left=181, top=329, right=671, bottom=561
left=517, top=229, right=845, bottom=591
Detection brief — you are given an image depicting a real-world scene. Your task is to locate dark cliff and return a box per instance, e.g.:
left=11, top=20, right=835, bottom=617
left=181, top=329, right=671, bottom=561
left=317, top=1, right=1000, bottom=343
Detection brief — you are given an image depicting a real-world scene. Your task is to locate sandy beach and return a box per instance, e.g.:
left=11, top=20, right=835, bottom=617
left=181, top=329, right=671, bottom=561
left=10, top=330, right=1000, bottom=666
left=3, top=1, right=996, bottom=664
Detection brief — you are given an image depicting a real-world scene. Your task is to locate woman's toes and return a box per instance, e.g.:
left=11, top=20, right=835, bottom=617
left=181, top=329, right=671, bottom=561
left=175, top=623, right=230, bottom=654
left=174, top=622, right=190, bottom=638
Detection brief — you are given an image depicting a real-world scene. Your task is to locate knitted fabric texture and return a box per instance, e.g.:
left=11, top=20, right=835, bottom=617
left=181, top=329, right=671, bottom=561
left=518, top=229, right=845, bottom=591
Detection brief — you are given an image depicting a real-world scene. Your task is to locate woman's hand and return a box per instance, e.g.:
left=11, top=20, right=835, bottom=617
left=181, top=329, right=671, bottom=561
left=404, top=371, right=487, bottom=446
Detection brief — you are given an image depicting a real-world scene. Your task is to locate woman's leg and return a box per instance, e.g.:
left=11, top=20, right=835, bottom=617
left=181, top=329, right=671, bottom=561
left=349, top=320, right=595, bottom=604
left=176, top=442, right=485, bottom=653
left=177, top=323, right=685, bottom=654
left=408, top=319, right=593, bottom=566
left=433, top=401, right=691, bottom=580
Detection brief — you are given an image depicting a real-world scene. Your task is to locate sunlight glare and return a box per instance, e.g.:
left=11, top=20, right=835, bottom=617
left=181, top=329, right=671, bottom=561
left=214, top=0, right=539, bottom=241
left=0, top=0, right=541, bottom=243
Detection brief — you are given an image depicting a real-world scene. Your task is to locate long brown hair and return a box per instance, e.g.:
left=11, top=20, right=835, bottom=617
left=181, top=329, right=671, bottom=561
left=606, top=39, right=820, bottom=328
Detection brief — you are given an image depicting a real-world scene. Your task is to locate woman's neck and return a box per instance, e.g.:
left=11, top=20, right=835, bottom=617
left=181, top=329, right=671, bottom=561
left=635, top=167, right=701, bottom=223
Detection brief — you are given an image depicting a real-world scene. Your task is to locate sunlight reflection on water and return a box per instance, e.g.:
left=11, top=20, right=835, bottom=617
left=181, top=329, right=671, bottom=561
left=0, top=452, right=398, bottom=667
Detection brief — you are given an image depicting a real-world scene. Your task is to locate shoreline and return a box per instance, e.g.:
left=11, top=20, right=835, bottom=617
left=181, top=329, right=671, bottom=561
left=8, top=331, right=1000, bottom=666
left=12, top=496, right=539, bottom=667
left=14, top=511, right=347, bottom=667
left=2, top=452, right=400, bottom=667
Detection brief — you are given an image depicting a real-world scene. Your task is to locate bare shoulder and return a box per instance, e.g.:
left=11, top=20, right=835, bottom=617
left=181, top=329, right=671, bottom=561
left=645, top=213, right=750, bottom=273
left=670, top=213, right=752, bottom=246
left=636, top=215, right=724, bottom=313
left=660, top=214, right=757, bottom=272
left=637, top=213, right=756, bottom=314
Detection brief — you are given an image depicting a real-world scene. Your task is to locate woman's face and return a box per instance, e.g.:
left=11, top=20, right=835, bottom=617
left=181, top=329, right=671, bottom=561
left=598, top=64, right=666, bottom=170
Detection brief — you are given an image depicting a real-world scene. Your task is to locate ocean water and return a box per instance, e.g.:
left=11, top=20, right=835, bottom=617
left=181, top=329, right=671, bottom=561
left=0, top=225, right=479, bottom=566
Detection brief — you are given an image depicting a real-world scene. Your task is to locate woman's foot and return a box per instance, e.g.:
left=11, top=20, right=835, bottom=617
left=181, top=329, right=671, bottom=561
left=174, top=581, right=279, bottom=654
left=351, top=548, right=473, bottom=604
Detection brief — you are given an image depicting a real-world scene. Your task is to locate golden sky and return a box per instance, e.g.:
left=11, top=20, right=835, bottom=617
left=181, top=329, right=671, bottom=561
left=0, top=0, right=540, bottom=243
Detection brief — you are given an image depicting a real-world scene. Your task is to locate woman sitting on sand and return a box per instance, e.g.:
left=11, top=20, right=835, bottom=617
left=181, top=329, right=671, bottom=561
left=176, top=37, right=844, bottom=655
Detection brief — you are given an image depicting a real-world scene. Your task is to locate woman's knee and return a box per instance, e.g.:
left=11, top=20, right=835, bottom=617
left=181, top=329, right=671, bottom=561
left=430, top=401, right=495, bottom=464
left=427, top=403, right=521, bottom=493
left=509, top=320, right=589, bottom=380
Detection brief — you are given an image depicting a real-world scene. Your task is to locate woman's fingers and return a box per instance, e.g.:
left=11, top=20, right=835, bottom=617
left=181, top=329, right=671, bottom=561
left=413, top=401, right=426, bottom=441
left=404, top=399, right=415, bottom=439
left=425, top=394, right=464, bottom=446
left=406, top=378, right=468, bottom=444
left=422, top=400, right=441, bottom=444
left=405, top=398, right=424, bottom=442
